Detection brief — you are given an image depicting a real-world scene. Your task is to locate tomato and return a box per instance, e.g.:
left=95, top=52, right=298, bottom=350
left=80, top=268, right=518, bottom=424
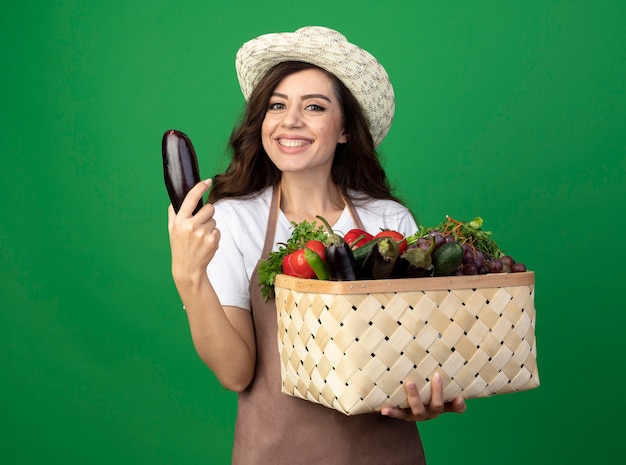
left=282, top=249, right=316, bottom=279
left=281, top=253, right=297, bottom=277
left=344, top=229, right=374, bottom=249
left=373, top=229, right=408, bottom=255
left=281, top=240, right=326, bottom=279
left=304, top=240, right=326, bottom=262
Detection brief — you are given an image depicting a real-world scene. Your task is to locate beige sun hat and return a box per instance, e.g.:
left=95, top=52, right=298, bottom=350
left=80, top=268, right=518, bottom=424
left=235, top=26, right=395, bottom=147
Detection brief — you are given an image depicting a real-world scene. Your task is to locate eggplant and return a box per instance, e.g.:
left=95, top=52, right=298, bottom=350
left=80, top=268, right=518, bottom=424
left=325, top=242, right=359, bottom=281
left=162, top=129, right=202, bottom=214
left=392, top=239, right=435, bottom=278
left=316, top=215, right=359, bottom=281
left=359, top=237, right=399, bottom=280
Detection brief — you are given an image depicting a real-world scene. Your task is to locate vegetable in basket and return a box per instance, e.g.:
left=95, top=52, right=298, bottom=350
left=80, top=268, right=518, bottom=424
left=259, top=214, right=530, bottom=300
left=258, top=220, right=328, bottom=301
left=344, top=228, right=374, bottom=249
left=304, top=245, right=329, bottom=280
left=393, top=236, right=436, bottom=278
left=358, top=236, right=400, bottom=279
left=432, top=242, right=464, bottom=277
left=281, top=239, right=327, bottom=280
left=316, top=215, right=359, bottom=281
left=373, top=229, right=408, bottom=255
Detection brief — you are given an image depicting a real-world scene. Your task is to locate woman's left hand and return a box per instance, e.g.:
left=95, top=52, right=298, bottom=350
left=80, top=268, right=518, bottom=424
left=380, top=373, right=466, bottom=421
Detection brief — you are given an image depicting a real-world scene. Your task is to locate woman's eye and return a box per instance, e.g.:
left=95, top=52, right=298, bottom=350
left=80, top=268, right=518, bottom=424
left=306, top=104, right=325, bottom=112
left=268, top=102, right=286, bottom=110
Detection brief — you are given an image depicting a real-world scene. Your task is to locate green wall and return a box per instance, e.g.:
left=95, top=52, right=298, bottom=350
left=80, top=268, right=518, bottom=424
left=2, top=1, right=624, bottom=463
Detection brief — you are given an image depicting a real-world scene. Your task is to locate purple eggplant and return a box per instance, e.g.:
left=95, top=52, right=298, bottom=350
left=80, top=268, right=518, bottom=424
left=162, top=129, right=202, bottom=214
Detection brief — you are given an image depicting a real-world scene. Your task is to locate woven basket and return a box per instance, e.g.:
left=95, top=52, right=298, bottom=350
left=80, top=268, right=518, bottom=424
left=274, top=271, right=539, bottom=416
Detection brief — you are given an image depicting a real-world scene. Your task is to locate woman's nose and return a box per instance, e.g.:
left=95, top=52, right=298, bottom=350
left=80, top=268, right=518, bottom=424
left=280, top=106, right=303, bottom=128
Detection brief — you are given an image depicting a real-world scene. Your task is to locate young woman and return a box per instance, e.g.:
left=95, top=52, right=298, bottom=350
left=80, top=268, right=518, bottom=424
left=168, top=26, right=466, bottom=464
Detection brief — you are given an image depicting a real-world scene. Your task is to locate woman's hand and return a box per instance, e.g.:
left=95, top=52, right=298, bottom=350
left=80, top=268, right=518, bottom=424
left=167, top=179, right=220, bottom=285
left=380, top=373, right=467, bottom=421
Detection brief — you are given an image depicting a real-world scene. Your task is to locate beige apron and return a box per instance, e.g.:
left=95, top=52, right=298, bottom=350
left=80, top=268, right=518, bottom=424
left=232, top=186, right=426, bottom=465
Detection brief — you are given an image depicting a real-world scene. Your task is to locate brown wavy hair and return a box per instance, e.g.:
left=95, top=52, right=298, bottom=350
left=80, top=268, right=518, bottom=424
left=208, top=61, right=400, bottom=204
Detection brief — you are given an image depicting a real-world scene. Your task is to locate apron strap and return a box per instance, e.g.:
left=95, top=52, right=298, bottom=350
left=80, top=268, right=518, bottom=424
left=261, top=184, right=281, bottom=259
left=342, top=194, right=365, bottom=231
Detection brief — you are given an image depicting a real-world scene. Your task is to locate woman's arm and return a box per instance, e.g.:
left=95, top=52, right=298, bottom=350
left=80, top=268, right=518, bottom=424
left=168, top=180, right=256, bottom=392
left=181, top=290, right=256, bottom=393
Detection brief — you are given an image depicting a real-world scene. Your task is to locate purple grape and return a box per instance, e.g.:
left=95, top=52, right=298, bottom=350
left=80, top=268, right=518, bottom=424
left=416, top=238, right=431, bottom=250
left=474, top=250, right=485, bottom=267
left=487, top=259, right=503, bottom=273
left=463, top=263, right=478, bottom=275
left=511, top=262, right=527, bottom=273
left=428, top=231, right=446, bottom=249
left=462, top=245, right=475, bottom=264
left=499, top=256, right=512, bottom=272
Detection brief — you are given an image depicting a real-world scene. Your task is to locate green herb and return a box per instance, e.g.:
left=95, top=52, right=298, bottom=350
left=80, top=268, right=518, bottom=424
left=258, top=220, right=328, bottom=301
left=406, top=215, right=504, bottom=258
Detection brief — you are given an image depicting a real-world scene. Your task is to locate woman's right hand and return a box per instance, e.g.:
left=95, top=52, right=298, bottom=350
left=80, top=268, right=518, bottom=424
left=167, top=179, right=220, bottom=285
left=167, top=180, right=256, bottom=391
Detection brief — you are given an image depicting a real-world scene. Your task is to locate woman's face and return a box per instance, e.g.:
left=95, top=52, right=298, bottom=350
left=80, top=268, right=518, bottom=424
left=261, top=68, right=347, bottom=176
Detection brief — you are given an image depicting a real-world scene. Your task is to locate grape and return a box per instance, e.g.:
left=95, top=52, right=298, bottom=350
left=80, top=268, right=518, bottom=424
left=444, top=235, right=456, bottom=244
left=487, top=259, right=503, bottom=273
left=428, top=231, right=446, bottom=249
left=416, top=238, right=431, bottom=250
left=462, top=245, right=474, bottom=263
left=463, top=263, right=478, bottom=275
left=511, top=262, right=527, bottom=273
left=500, top=255, right=515, bottom=271
left=473, top=250, right=486, bottom=268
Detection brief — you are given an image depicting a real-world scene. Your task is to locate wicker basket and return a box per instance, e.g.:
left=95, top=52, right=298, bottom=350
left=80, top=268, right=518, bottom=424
left=274, top=272, right=539, bottom=416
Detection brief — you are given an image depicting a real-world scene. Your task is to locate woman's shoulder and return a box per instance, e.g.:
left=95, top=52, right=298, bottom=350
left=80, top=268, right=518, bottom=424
left=213, top=187, right=272, bottom=212
left=212, top=187, right=273, bottom=226
left=348, top=190, right=410, bottom=213
left=348, top=191, right=417, bottom=234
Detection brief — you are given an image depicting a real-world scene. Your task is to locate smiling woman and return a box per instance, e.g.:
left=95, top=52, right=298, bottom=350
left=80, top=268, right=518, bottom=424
left=166, top=26, right=466, bottom=464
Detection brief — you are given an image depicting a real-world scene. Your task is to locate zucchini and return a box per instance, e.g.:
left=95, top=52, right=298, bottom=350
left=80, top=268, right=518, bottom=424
left=351, top=238, right=381, bottom=268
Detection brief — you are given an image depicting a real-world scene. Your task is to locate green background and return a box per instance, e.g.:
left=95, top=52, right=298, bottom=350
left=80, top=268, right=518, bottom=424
left=2, top=1, right=624, bottom=463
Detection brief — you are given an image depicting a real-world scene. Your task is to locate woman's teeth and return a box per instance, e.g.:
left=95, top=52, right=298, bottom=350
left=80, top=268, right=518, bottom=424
left=278, top=139, right=309, bottom=147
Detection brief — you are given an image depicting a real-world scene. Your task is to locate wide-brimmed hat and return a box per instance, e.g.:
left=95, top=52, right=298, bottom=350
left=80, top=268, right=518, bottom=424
left=235, top=26, right=395, bottom=147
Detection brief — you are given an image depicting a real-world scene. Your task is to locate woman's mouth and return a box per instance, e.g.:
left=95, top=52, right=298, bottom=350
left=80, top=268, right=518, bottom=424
left=277, top=138, right=311, bottom=148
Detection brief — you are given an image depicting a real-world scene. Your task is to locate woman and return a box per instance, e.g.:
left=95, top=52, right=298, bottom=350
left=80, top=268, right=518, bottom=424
left=168, top=26, right=466, bottom=464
